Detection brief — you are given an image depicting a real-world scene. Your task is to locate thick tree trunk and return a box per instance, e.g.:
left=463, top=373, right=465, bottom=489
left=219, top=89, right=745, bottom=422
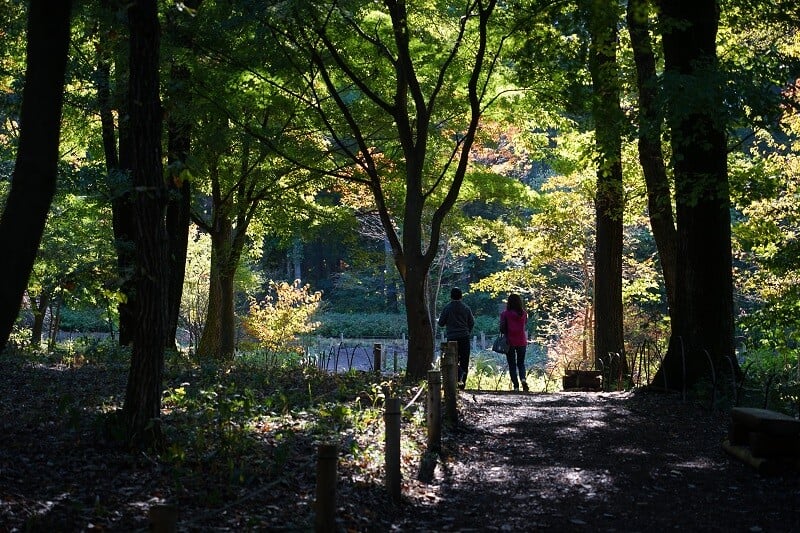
left=654, top=0, right=737, bottom=389
left=627, top=0, right=678, bottom=319
left=0, top=0, right=72, bottom=352
left=404, top=264, right=435, bottom=379
left=589, top=0, right=627, bottom=380
left=196, top=219, right=237, bottom=360
left=122, top=0, right=169, bottom=448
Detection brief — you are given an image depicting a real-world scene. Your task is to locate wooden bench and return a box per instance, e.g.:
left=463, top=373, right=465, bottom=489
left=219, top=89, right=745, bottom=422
left=723, top=407, right=800, bottom=474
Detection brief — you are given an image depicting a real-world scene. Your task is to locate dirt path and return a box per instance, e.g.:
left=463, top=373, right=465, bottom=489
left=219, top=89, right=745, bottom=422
left=1, top=359, right=798, bottom=532
left=391, top=390, right=800, bottom=532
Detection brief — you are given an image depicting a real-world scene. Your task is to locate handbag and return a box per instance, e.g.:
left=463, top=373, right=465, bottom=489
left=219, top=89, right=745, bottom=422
left=492, top=334, right=509, bottom=354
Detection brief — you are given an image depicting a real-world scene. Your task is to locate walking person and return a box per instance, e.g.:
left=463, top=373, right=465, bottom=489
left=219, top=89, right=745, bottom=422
left=501, top=293, right=528, bottom=391
left=438, top=287, right=475, bottom=390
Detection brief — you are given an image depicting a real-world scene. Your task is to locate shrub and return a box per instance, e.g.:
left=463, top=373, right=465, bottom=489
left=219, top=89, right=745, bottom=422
left=242, top=281, right=322, bottom=356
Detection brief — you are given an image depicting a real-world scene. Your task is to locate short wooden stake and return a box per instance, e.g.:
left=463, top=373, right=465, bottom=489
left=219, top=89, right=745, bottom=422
left=427, top=370, right=442, bottom=452
left=148, top=504, right=177, bottom=533
left=442, top=342, right=459, bottom=426
left=385, top=397, right=402, bottom=503
left=315, top=443, right=338, bottom=532
left=373, top=343, right=382, bottom=375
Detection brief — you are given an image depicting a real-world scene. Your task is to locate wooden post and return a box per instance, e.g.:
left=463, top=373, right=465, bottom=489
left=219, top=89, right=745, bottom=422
left=148, top=504, right=177, bottom=533
left=427, top=370, right=442, bottom=452
left=441, top=342, right=458, bottom=426
left=385, top=398, right=402, bottom=503
left=315, top=443, right=338, bottom=532
left=373, top=343, right=382, bottom=375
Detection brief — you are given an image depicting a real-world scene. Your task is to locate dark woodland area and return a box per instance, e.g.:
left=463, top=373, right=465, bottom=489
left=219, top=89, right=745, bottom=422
left=1, top=355, right=798, bottom=531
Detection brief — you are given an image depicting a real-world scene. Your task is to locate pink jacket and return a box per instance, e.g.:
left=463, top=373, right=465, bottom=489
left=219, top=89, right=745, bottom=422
left=500, top=310, right=527, bottom=347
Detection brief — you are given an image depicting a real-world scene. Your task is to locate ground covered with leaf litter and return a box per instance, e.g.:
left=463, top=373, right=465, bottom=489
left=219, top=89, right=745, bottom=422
left=1, top=357, right=798, bottom=532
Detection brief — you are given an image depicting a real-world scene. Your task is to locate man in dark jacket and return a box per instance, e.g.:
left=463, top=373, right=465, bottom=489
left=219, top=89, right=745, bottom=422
left=438, top=287, right=475, bottom=389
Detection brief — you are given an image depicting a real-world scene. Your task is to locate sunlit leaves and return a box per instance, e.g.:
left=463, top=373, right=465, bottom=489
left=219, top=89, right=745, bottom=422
left=242, top=280, right=322, bottom=354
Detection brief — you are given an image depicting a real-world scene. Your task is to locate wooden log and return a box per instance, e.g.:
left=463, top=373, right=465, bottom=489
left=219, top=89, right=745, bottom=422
left=722, top=439, right=783, bottom=476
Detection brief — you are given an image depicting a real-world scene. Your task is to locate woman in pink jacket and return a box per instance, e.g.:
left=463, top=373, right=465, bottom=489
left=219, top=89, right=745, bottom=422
left=500, top=293, right=528, bottom=391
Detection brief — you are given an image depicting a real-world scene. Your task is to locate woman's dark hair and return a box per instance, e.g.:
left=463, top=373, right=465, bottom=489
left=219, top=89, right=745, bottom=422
left=507, top=293, right=525, bottom=314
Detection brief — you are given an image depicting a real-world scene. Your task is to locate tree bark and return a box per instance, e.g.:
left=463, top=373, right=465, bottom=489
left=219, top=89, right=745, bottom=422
left=122, top=0, right=169, bottom=448
left=627, top=0, right=678, bottom=319
left=0, top=0, right=73, bottom=352
left=196, top=216, right=237, bottom=360
left=30, top=289, right=51, bottom=347
left=589, top=0, right=626, bottom=379
left=404, top=263, right=435, bottom=379
left=653, top=0, right=737, bottom=389
left=164, top=61, right=192, bottom=352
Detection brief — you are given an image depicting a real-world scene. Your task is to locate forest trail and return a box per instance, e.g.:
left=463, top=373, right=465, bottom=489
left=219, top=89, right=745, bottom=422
left=391, top=390, right=800, bottom=532
left=1, top=360, right=798, bottom=532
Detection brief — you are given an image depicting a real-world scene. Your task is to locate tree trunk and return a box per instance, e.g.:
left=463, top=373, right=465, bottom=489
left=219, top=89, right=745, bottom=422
left=0, top=0, right=72, bottom=352
left=122, top=0, right=169, bottom=448
left=96, top=3, right=138, bottom=347
left=196, top=218, right=237, bottom=360
left=384, top=236, right=399, bottom=312
left=30, top=289, right=51, bottom=347
left=164, top=62, right=192, bottom=352
left=653, top=0, right=737, bottom=389
left=589, top=0, right=627, bottom=379
left=404, top=264, right=435, bottom=379
left=627, top=0, right=678, bottom=319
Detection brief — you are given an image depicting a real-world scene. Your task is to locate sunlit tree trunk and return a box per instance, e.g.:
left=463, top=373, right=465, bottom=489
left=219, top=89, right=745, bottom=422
left=589, top=0, right=627, bottom=379
left=196, top=216, right=237, bottom=359
left=0, top=0, right=72, bottom=352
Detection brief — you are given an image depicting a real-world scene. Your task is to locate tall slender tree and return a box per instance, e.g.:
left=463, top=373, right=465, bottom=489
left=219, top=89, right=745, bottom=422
left=95, top=0, right=138, bottom=347
left=589, top=0, right=626, bottom=378
left=0, top=0, right=73, bottom=352
left=627, top=0, right=677, bottom=321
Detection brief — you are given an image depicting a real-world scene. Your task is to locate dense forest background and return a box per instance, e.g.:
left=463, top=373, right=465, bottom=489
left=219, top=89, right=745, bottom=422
left=1, top=0, right=799, bottom=445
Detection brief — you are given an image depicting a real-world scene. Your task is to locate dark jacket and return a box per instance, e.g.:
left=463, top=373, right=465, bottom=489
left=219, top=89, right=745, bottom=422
left=438, top=299, right=475, bottom=340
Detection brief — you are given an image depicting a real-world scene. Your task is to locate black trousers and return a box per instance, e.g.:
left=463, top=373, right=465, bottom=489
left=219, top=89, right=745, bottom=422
left=452, top=336, right=470, bottom=383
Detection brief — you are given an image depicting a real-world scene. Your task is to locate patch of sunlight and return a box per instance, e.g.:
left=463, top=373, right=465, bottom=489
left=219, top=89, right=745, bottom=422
left=537, top=466, right=617, bottom=500
left=670, top=457, right=720, bottom=470
left=612, top=446, right=650, bottom=456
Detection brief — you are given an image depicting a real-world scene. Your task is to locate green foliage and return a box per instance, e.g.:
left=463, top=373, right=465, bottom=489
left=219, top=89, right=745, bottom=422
left=739, top=347, right=799, bottom=415
left=314, top=313, right=409, bottom=338
left=155, top=359, right=425, bottom=504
